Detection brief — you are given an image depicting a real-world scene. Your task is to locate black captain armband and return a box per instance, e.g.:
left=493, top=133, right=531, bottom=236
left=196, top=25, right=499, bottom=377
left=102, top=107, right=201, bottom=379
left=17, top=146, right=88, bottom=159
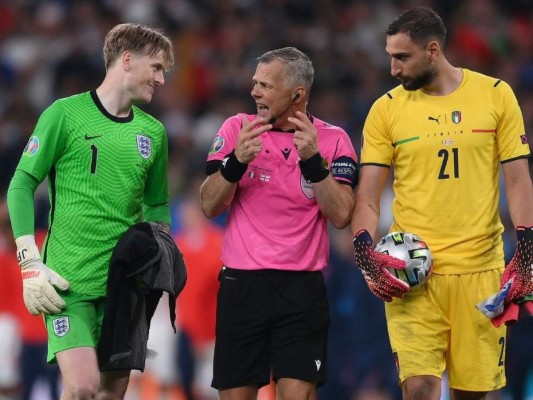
left=219, top=150, right=248, bottom=183
left=299, top=152, right=330, bottom=183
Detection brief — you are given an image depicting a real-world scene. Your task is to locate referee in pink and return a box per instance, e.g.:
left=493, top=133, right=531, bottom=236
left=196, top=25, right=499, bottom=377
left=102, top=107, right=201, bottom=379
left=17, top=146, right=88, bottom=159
left=200, top=47, right=358, bottom=400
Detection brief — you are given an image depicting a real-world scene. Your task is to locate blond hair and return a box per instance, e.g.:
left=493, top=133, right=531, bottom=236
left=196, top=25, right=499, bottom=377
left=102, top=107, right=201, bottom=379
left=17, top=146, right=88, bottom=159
left=103, top=23, right=174, bottom=70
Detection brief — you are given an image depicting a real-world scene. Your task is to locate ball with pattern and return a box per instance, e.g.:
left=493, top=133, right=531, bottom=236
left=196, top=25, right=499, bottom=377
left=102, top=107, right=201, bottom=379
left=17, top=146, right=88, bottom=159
left=374, top=232, right=433, bottom=288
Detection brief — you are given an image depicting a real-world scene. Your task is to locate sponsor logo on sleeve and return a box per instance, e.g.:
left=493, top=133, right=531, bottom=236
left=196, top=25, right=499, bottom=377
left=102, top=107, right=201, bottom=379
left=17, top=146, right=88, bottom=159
left=209, top=136, right=225, bottom=155
left=23, top=136, right=40, bottom=157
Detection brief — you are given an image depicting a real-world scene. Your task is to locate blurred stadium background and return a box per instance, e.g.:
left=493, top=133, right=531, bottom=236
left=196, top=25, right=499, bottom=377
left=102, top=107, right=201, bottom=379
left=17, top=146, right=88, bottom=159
left=0, top=0, right=532, bottom=399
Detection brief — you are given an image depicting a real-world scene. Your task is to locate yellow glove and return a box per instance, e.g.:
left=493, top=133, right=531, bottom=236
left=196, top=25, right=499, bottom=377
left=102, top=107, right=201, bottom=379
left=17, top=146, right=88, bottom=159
left=16, top=235, right=69, bottom=315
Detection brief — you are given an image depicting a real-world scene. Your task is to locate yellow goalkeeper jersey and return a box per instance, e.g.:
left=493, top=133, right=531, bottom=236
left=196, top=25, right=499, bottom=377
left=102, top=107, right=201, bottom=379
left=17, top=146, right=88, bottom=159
left=362, top=69, right=530, bottom=274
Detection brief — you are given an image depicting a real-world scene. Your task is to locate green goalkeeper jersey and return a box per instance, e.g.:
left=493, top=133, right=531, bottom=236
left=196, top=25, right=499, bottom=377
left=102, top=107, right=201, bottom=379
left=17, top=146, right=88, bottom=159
left=13, top=91, right=170, bottom=295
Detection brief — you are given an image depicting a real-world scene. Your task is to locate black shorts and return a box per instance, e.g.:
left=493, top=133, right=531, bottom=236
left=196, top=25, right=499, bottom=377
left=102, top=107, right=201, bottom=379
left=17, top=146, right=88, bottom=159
left=212, top=267, right=330, bottom=390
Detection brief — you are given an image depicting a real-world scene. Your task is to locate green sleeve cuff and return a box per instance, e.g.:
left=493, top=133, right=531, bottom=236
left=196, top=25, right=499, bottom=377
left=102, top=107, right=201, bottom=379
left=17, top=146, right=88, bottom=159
left=143, top=203, right=171, bottom=226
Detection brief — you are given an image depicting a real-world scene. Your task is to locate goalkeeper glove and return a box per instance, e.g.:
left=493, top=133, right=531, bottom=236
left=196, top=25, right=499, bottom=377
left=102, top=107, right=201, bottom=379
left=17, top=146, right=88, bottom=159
left=501, top=226, right=533, bottom=303
left=16, top=235, right=69, bottom=316
left=353, top=229, right=410, bottom=302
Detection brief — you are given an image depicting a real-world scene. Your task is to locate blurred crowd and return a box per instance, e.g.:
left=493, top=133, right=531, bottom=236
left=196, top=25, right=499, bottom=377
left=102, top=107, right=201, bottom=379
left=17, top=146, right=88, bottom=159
left=0, top=0, right=532, bottom=399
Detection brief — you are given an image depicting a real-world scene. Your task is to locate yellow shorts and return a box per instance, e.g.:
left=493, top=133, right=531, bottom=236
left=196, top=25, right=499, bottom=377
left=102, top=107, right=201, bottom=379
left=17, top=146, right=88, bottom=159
left=385, top=269, right=506, bottom=391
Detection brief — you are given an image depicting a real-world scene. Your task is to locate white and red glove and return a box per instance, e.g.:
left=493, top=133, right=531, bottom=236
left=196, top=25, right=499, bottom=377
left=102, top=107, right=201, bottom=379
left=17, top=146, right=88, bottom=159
left=16, top=235, right=69, bottom=315
left=353, top=229, right=410, bottom=302
left=501, top=226, right=533, bottom=303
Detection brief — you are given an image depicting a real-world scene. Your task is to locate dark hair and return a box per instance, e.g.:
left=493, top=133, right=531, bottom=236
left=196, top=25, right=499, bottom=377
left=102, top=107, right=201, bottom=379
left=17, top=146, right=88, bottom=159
left=257, top=47, right=314, bottom=91
left=386, top=7, right=447, bottom=48
left=103, top=23, right=174, bottom=70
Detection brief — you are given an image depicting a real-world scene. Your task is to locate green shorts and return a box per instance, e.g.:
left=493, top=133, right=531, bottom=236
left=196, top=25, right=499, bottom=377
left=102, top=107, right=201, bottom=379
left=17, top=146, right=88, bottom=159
left=385, top=269, right=506, bottom=391
left=44, top=291, right=106, bottom=363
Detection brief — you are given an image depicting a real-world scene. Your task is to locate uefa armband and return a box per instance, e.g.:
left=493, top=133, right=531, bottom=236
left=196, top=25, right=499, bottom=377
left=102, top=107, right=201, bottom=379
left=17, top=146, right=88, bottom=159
left=299, top=152, right=329, bottom=183
left=219, top=150, right=248, bottom=183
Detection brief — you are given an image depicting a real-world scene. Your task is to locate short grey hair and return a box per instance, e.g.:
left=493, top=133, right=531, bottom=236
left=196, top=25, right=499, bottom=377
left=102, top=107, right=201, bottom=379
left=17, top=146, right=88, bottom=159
left=257, top=47, right=314, bottom=92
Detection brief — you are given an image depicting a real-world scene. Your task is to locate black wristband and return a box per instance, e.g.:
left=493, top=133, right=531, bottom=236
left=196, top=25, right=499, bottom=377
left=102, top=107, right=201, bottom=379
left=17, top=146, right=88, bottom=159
left=219, top=150, right=248, bottom=183
left=299, top=152, right=329, bottom=183
left=516, top=226, right=533, bottom=242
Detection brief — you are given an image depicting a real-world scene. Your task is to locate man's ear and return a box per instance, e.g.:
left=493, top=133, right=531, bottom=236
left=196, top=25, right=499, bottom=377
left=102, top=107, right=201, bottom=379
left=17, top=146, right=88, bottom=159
left=122, top=51, right=133, bottom=71
left=426, top=40, right=440, bottom=63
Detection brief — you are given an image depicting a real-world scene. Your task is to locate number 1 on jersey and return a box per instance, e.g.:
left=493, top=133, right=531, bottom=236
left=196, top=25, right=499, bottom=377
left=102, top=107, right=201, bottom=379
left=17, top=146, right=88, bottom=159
left=90, top=144, right=98, bottom=174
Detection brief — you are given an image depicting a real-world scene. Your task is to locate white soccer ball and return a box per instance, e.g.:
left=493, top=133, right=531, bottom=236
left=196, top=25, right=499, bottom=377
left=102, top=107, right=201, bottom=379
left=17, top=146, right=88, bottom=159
left=374, top=232, right=433, bottom=288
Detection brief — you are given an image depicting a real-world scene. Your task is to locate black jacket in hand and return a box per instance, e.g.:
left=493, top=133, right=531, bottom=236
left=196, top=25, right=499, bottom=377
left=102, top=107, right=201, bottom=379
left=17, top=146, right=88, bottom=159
left=98, top=222, right=187, bottom=371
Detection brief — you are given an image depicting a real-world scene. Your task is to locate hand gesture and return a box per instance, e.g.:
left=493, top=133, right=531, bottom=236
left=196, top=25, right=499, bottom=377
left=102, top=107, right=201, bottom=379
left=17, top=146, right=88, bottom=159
left=234, top=116, right=272, bottom=164
left=288, top=111, right=319, bottom=161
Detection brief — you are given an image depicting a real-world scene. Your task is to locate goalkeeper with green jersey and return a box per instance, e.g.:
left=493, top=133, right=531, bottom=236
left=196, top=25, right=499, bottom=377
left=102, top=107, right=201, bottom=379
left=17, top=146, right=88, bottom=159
left=7, top=23, right=175, bottom=400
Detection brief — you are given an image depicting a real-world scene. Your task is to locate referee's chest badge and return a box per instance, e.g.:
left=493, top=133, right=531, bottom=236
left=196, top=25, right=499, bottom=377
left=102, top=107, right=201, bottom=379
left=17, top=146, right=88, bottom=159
left=301, top=175, right=315, bottom=199
left=53, top=316, right=70, bottom=337
left=137, top=134, right=152, bottom=158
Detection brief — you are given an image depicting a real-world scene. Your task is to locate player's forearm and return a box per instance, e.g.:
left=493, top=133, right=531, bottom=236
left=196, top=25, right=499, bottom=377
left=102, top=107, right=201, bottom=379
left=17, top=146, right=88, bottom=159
left=507, top=186, right=533, bottom=228
left=350, top=194, right=380, bottom=239
left=503, top=159, right=533, bottom=227
left=313, top=176, right=354, bottom=228
left=199, top=173, right=237, bottom=219
left=350, top=165, right=388, bottom=238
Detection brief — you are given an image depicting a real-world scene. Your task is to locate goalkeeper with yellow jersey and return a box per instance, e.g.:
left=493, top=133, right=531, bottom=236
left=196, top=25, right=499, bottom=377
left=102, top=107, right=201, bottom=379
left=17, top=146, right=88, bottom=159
left=351, top=6, right=533, bottom=400
left=7, top=23, right=174, bottom=399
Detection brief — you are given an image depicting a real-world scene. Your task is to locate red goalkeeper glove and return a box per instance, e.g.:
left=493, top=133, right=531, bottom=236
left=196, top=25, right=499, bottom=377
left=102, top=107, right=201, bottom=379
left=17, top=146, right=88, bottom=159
left=353, top=229, right=410, bottom=302
left=501, top=226, right=533, bottom=303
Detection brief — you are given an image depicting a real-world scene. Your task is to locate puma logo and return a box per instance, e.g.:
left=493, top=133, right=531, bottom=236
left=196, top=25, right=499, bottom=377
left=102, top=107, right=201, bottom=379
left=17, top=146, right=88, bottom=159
left=428, top=115, right=441, bottom=124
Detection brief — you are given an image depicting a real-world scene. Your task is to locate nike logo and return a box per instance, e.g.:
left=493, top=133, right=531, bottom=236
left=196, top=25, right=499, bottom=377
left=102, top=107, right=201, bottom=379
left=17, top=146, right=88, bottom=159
left=84, top=134, right=102, bottom=140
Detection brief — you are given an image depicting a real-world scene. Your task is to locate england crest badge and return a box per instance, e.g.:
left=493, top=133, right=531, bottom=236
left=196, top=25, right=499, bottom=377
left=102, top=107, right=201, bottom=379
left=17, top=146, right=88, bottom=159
left=137, top=134, right=152, bottom=159
left=53, top=316, right=70, bottom=337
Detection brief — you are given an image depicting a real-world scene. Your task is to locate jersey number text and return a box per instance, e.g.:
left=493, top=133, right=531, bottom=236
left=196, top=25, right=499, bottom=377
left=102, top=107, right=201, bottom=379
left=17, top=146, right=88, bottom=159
left=90, top=144, right=98, bottom=174
left=438, top=148, right=459, bottom=179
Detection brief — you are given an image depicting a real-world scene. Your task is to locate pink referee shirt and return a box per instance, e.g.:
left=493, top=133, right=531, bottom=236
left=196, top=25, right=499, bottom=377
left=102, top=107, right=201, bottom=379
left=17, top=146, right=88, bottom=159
left=207, top=113, right=357, bottom=271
